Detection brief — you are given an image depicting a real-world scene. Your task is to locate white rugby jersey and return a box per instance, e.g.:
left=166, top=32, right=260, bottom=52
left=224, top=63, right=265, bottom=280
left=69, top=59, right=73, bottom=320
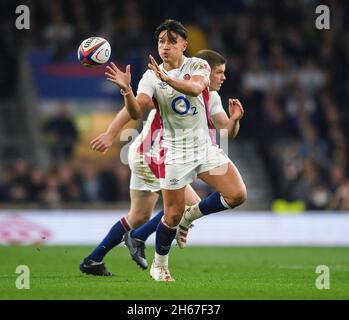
left=136, top=56, right=218, bottom=163
left=129, top=87, right=225, bottom=166
left=129, top=109, right=161, bottom=158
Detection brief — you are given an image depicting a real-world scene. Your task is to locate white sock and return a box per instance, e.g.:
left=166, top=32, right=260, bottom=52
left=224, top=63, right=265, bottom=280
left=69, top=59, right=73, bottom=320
left=160, top=216, right=177, bottom=229
left=184, top=205, right=203, bottom=223
left=154, top=252, right=168, bottom=267
left=220, top=195, right=232, bottom=209
left=184, top=195, right=231, bottom=224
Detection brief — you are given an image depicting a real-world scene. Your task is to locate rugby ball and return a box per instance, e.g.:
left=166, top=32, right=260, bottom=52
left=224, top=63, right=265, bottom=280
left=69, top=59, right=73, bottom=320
left=77, top=37, right=111, bottom=67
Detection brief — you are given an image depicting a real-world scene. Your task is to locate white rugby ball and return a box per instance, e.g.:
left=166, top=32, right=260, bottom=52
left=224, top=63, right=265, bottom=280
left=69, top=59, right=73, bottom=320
left=77, top=37, right=111, bottom=67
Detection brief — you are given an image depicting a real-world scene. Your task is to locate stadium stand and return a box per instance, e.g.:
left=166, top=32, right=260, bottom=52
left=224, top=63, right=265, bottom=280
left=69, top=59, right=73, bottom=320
left=0, top=0, right=348, bottom=210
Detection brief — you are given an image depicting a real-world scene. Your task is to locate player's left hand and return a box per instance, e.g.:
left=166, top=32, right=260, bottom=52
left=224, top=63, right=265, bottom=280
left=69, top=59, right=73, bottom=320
left=148, top=55, right=169, bottom=83
left=228, top=98, right=244, bottom=121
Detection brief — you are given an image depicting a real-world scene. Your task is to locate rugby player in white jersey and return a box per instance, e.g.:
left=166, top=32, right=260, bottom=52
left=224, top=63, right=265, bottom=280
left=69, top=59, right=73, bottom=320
left=81, top=20, right=246, bottom=280
left=106, top=19, right=246, bottom=281
left=123, top=49, right=245, bottom=269
left=79, top=48, right=243, bottom=276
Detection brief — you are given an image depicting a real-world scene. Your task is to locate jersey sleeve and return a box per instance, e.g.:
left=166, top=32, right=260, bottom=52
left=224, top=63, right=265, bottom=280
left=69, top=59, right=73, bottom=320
left=209, top=91, right=225, bottom=115
left=137, top=70, right=155, bottom=98
left=189, top=58, right=211, bottom=83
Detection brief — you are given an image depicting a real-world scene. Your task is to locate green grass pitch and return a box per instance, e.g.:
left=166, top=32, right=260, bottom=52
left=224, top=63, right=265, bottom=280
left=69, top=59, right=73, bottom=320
left=0, top=245, right=348, bottom=300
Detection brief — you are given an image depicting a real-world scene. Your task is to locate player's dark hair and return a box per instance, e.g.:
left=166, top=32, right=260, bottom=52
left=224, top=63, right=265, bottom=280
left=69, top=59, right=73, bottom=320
left=155, top=19, right=188, bottom=44
left=195, top=49, right=227, bottom=69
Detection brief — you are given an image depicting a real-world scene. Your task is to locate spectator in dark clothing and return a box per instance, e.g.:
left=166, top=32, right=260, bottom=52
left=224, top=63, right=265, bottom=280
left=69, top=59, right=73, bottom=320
left=28, top=168, right=47, bottom=202
left=9, top=159, right=31, bottom=201
left=57, top=164, right=83, bottom=203
left=0, top=168, right=12, bottom=201
left=74, top=160, right=101, bottom=203
left=12, top=159, right=31, bottom=190
left=98, top=160, right=121, bottom=202
left=43, top=103, right=79, bottom=163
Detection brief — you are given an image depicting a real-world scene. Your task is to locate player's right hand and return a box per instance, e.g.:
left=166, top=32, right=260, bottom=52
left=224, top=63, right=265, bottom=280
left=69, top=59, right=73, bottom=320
left=90, top=132, right=114, bottom=154
left=148, top=55, right=169, bottom=83
left=105, top=62, right=131, bottom=91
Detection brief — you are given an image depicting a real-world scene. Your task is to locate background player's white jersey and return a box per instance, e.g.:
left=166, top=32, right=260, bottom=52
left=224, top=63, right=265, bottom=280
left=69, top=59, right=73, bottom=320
left=207, top=90, right=226, bottom=123
left=129, top=109, right=161, bottom=159
left=128, top=109, right=161, bottom=189
left=137, top=56, right=214, bottom=164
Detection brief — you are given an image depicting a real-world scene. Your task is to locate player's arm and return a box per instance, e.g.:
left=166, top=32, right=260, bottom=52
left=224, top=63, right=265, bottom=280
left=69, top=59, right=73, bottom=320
left=148, top=55, right=208, bottom=97
left=125, top=92, right=154, bottom=120
left=105, top=63, right=154, bottom=120
left=211, top=99, right=244, bottom=139
left=165, top=75, right=207, bottom=97
left=90, top=107, right=132, bottom=153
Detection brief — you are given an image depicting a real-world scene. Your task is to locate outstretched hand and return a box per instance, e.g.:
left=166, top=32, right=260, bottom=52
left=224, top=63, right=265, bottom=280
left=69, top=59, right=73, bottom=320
left=105, top=62, right=131, bottom=91
left=228, top=98, right=244, bottom=121
left=148, top=55, right=169, bottom=82
left=90, top=132, right=114, bottom=154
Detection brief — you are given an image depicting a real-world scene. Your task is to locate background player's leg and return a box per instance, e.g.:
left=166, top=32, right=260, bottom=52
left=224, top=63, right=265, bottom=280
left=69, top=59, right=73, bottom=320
left=184, top=184, right=202, bottom=205
left=127, top=189, right=159, bottom=228
left=130, top=210, right=163, bottom=241
left=122, top=189, right=159, bottom=269
left=85, top=190, right=157, bottom=263
left=129, top=190, right=161, bottom=241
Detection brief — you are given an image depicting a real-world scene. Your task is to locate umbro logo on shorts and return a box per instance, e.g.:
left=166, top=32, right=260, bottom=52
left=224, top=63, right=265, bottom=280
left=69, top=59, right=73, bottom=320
left=169, top=178, right=179, bottom=185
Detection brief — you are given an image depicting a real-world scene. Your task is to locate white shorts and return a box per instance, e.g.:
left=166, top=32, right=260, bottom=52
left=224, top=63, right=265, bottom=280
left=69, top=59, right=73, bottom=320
left=129, top=172, right=160, bottom=192
left=128, top=147, right=160, bottom=192
left=160, top=145, right=230, bottom=190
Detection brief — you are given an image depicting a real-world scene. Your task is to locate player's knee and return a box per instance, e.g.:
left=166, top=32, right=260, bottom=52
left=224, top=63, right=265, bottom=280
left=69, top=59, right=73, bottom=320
left=225, top=185, right=247, bottom=208
left=164, top=206, right=184, bottom=227
left=235, top=189, right=247, bottom=206
left=164, top=210, right=184, bottom=227
left=126, top=211, right=151, bottom=228
left=164, top=215, right=181, bottom=227
left=235, top=186, right=247, bottom=206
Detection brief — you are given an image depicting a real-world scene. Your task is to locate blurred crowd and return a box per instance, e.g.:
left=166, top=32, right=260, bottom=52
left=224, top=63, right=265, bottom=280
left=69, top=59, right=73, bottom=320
left=227, top=0, right=349, bottom=210
left=0, top=158, right=130, bottom=208
left=1, top=0, right=349, bottom=210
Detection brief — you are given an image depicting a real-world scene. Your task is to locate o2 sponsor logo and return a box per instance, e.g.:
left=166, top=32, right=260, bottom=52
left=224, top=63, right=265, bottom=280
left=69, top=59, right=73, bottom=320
left=171, top=96, right=198, bottom=116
